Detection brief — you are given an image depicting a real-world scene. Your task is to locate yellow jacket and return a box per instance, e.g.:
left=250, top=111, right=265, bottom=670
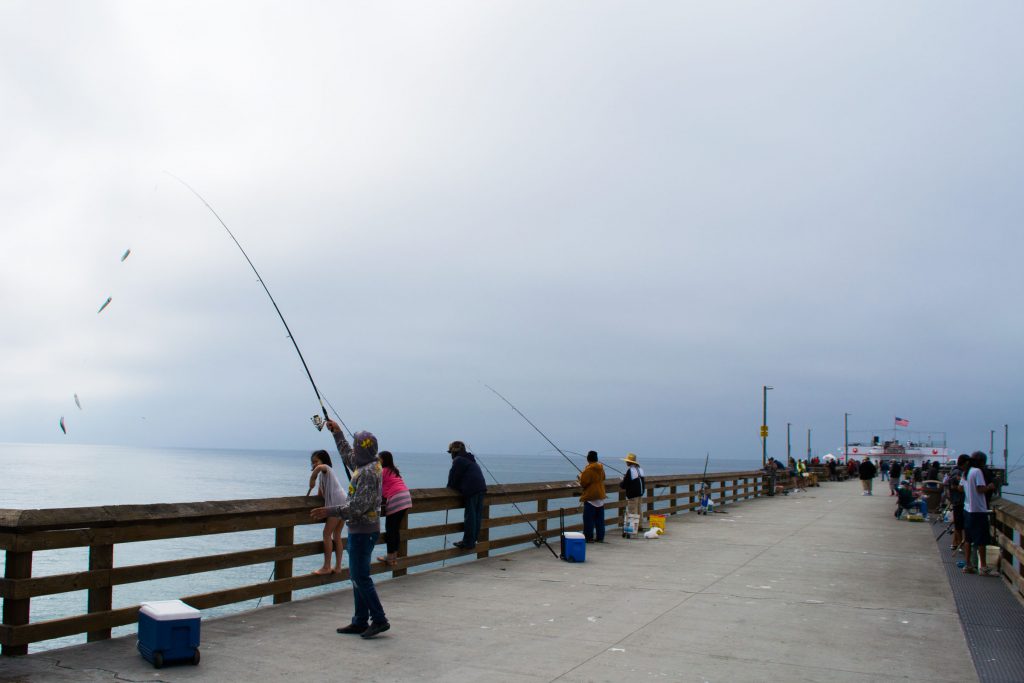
left=578, top=462, right=607, bottom=503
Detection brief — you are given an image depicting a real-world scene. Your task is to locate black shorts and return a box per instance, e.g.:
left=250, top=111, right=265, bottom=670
left=952, top=505, right=965, bottom=531
left=965, top=511, right=991, bottom=547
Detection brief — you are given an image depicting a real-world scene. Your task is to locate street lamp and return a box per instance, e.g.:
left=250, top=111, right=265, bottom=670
left=844, top=413, right=850, bottom=463
left=787, top=422, right=792, bottom=464
left=807, top=428, right=812, bottom=460
left=762, top=385, right=774, bottom=467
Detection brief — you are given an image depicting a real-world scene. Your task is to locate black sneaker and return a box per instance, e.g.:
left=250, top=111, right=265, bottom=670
left=361, top=621, right=391, bottom=639
left=452, top=541, right=466, bottom=549
left=336, top=623, right=368, bottom=635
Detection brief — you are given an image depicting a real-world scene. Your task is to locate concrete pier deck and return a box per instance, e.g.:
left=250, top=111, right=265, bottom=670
left=0, top=481, right=979, bottom=682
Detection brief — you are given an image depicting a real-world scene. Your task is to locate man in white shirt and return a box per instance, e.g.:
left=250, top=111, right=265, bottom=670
left=962, top=451, right=997, bottom=576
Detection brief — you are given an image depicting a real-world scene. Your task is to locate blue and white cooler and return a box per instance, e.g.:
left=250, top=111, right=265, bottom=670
left=562, top=531, right=586, bottom=562
left=137, top=599, right=201, bottom=668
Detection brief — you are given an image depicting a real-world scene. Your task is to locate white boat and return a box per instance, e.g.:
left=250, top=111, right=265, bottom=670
left=840, top=429, right=952, bottom=464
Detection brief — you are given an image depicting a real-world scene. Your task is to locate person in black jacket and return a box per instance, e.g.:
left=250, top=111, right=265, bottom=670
left=446, top=440, right=487, bottom=550
left=859, top=457, right=877, bottom=496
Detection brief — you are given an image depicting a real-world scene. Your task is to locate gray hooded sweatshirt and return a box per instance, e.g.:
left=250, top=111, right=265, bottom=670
left=326, top=430, right=382, bottom=534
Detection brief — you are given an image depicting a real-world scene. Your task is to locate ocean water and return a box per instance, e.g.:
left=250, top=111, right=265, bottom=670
left=0, top=442, right=759, bottom=653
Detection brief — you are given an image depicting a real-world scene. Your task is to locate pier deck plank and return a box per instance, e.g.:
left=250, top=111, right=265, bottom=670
left=0, top=482, right=981, bottom=682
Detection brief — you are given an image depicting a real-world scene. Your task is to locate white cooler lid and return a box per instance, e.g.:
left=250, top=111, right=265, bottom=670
left=139, top=600, right=200, bottom=621
left=563, top=532, right=586, bottom=539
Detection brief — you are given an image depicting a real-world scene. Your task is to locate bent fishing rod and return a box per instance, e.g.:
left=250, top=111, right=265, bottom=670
left=167, top=172, right=351, bottom=480
left=483, top=384, right=582, bottom=474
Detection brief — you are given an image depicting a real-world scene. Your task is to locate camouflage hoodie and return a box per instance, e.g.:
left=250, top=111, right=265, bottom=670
left=327, top=429, right=382, bottom=534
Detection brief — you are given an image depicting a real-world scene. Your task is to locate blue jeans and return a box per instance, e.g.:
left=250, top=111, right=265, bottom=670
left=583, top=502, right=605, bottom=542
left=462, top=493, right=484, bottom=548
left=346, top=532, right=386, bottom=626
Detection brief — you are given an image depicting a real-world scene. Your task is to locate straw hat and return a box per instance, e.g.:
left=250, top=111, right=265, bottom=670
left=622, top=453, right=639, bottom=465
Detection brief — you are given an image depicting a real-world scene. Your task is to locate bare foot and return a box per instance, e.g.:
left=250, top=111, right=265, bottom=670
left=332, top=566, right=343, bottom=574
left=312, top=567, right=332, bottom=576
left=376, top=556, right=388, bottom=563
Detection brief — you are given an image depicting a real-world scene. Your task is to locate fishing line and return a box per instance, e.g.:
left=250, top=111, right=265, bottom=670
left=483, top=384, right=581, bottom=474
left=167, top=172, right=351, bottom=480
left=321, top=394, right=354, bottom=438
left=560, top=449, right=624, bottom=475
left=474, top=453, right=560, bottom=559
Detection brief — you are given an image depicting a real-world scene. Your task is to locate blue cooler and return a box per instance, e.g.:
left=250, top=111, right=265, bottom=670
left=137, top=600, right=201, bottom=668
left=563, top=531, right=586, bottom=562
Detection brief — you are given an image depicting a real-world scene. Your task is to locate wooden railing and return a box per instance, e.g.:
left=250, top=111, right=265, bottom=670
left=993, top=498, right=1024, bottom=603
left=1, top=470, right=766, bottom=655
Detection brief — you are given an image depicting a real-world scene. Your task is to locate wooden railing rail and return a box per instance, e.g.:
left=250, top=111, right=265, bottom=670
left=993, top=499, right=1024, bottom=604
left=1, top=470, right=766, bottom=655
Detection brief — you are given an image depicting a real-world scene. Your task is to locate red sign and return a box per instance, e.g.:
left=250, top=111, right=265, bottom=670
left=932, top=449, right=938, bottom=455
left=852, top=448, right=858, bottom=454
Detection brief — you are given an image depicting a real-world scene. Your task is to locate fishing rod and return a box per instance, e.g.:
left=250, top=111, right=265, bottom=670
left=167, top=173, right=351, bottom=480
left=560, top=449, right=624, bottom=475
left=474, top=453, right=560, bottom=559
left=483, top=384, right=581, bottom=474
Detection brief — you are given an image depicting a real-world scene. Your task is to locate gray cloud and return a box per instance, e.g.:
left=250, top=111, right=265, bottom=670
left=1, top=1, right=1021, bottom=462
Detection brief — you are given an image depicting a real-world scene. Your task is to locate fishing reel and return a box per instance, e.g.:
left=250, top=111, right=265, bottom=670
left=311, top=415, right=325, bottom=431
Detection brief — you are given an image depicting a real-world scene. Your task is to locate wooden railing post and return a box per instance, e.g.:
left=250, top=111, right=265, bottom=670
left=393, top=513, right=410, bottom=578
left=537, top=499, right=548, bottom=538
left=273, top=527, right=294, bottom=605
left=689, top=483, right=696, bottom=510
left=86, top=544, right=114, bottom=642
left=670, top=485, right=677, bottom=514
left=477, top=500, right=490, bottom=560
left=2, top=550, right=32, bottom=656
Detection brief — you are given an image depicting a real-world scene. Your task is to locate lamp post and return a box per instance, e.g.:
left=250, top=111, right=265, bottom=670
left=1005, top=424, right=1010, bottom=485
left=844, top=413, right=850, bottom=463
left=787, top=422, right=792, bottom=465
left=990, top=430, right=995, bottom=460
left=807, top=428, right=812, bottom=460
left=761, top=385, right=774, bottom=467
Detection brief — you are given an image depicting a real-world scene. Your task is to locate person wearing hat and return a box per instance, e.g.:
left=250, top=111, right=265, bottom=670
left=446, top=440, right=487, bottom=550
left=311, top=420, right=390, bottom=639
left=619, top=452, right=646, bottom=532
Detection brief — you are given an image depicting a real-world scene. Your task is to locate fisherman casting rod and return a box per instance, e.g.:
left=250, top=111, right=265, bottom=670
left=167, top=172, right=351, bottom=480
left=483, top=384, right=582, bottom=474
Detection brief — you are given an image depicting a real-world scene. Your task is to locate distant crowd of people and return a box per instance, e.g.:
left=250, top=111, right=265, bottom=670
left=848, top=451, right=1001, bottom=578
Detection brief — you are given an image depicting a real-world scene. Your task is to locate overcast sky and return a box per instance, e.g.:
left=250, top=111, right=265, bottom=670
left=1, top=1, right=1021, bottom=464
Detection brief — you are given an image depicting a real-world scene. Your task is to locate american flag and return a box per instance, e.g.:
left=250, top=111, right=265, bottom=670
left=894, top=417, right=909, bottom=427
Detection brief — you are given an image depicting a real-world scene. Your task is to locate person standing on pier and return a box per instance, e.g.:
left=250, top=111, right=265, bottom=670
left=889, top=461, right=902, bottom=495
left=944, top=454, right=970, bottom=554
left=962, top=451, right=998, bottom=576
left=858, top=457, right=877, bottom=495
left=619, top=453, right=645, bottom=530
left=578, top=450, right=607, bottom=543
left=311, top=420, right=391, bottom=638
left=447, top=440, right=487, bottom=550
